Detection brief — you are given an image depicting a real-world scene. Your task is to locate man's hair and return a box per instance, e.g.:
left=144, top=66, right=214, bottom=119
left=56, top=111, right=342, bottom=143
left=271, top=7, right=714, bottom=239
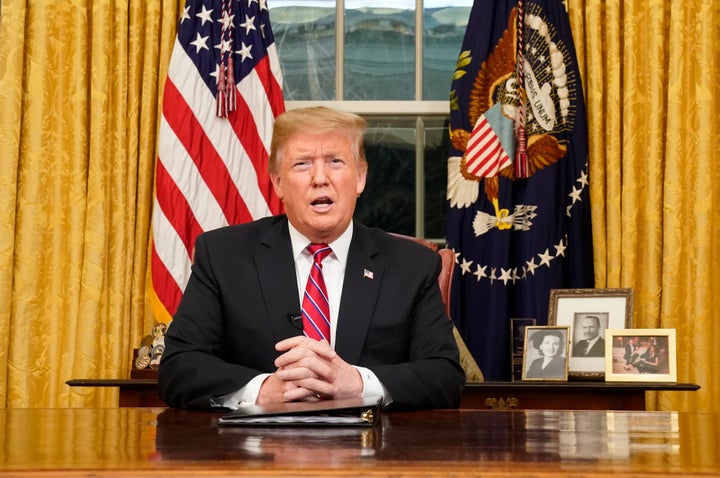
left=582, top=315, right=601, bottom=327
left=268, top=106, right=368, bottom=174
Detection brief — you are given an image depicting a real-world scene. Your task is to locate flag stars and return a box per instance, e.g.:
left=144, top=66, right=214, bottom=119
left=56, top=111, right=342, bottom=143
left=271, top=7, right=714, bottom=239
left=526, top=257, right=539, bottom=276
left=554, top=238, right=567, bottom=258
left=538, top=249, right=553, bottom=268
left=473, top=264, right=487, bottom=281
left=180, top=5, right=191, bottom=23
left=221, top=11, right=235, bottom=30
left=578, top=170, right=589, bottom=187
left=489, top=268, right=498, bottom=284
left=209, top=64, right=221, bottom=83
left=499, top=268, right=513, bottom=285
left=569, top=185, right=583, bottom=203
left=190, top=33, right=210, bottom=53
left=459, top=258, right=473, bottom=275
left=240, top=14, right=257, bottom=35
left=215, top=38, right=232, bottom=54
left=236, top=42, right=253, bottom=62
left=196, top=5, right=214, bottom=25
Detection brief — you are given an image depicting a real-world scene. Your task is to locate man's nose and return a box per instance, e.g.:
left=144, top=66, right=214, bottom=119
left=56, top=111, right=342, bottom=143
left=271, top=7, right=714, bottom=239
left=311, top=164, right=329, bottom=185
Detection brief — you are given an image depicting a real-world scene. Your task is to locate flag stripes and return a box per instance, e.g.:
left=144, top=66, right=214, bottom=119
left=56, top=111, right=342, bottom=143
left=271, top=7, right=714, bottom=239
left=151, top=0, right=284, bottom=319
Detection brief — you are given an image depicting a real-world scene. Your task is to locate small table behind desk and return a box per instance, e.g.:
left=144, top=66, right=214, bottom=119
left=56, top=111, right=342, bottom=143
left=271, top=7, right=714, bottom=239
left=66, top=378, right=699, bottom=410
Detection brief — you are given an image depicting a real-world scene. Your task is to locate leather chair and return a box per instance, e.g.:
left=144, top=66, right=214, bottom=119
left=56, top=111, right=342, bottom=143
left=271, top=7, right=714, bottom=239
left=390, top=234, right=484, bottom=383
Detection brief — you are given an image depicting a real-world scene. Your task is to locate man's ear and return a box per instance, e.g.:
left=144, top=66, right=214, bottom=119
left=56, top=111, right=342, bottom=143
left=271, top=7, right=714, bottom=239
left=270, top=173, right=284, bottom=200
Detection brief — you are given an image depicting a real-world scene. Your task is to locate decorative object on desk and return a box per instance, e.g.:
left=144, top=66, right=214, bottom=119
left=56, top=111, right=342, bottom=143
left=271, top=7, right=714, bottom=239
left=510, top=318, right=536, bottom=381
left=522, top=326, right=570, bottom=381
left=132, top=322, right=167, bottom=373
left=134, top=335, right=154, bottom=370
left=605, top=328, right=677, bottom=382
left=548, top=288, right=633, bottom=379
left=149, top=323, right=167, bottom=369
left=135, top=344, right=152, bottom=370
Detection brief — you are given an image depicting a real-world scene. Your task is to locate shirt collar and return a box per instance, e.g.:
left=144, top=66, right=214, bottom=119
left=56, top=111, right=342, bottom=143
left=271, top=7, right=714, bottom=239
left=288, top=221, right=353, bottom=265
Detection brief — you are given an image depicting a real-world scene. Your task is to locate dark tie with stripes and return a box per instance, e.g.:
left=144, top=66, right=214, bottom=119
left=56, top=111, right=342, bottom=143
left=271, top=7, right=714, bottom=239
left=301, top=244, right=332, bottom=342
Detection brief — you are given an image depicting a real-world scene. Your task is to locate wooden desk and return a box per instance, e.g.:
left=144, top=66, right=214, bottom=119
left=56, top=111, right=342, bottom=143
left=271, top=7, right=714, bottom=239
left=66, top=378, right=700, bottom=410
left=1, top=407, right=718, bottom=477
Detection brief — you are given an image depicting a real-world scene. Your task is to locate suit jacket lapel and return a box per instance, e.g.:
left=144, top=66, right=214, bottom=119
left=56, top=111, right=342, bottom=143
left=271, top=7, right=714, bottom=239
left=255, top=218, right=304, bottom=342
left=335, top=223, right=383, bottom=363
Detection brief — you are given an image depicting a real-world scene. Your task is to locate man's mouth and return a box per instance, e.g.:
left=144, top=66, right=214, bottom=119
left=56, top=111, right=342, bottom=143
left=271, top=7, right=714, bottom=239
left=311, top=197, right=333, bottom=209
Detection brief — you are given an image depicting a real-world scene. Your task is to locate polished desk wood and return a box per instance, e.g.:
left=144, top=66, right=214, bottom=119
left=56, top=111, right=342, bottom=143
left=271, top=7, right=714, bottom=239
left=66, top=378, right=700, bottom=410
left=0, top=407, right=718, bottom=477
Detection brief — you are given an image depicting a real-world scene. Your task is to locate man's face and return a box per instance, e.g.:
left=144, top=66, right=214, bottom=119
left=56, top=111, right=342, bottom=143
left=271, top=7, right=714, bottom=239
left=271, top=131, right=367, bottom=244
left=580, top=317, right=600, bottom=340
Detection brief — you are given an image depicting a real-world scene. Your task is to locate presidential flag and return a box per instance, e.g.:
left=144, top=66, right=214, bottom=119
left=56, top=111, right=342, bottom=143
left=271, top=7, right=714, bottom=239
left=151, top=0, right=285, bottom=321
left=446, top=0, right=594, bottom=380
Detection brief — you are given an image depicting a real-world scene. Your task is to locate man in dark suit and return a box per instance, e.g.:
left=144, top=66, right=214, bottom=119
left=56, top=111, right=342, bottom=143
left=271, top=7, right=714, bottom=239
left=571, top=315, right=605, bottom=357
left=158, top=106, right=465, bottom=411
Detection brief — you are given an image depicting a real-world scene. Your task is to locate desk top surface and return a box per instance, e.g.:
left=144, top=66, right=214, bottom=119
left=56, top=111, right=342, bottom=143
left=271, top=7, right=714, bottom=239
left=0, top=407, right=717, bottom=477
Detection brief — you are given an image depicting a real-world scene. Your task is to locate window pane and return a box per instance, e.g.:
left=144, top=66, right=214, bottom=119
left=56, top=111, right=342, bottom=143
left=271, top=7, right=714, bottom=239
left=355, top=118, right=416, bottom=235
left=270, top=3, right=337, bottom=100
left=423, top=3, right=472, bottom=100
left=423, top=117, right=450, bottom=240
left=344, top=3, right=415, bottom=100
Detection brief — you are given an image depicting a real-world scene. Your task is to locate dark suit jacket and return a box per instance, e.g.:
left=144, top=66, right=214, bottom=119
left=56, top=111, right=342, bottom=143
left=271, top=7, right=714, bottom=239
left=158, top=216, right=465, bottom=410
left=571, top=337, right=605, bottom=357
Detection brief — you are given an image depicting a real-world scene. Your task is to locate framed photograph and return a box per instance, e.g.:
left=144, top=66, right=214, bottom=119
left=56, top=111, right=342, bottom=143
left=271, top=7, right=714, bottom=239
left=605, top=328, right=677, bottom=382
left=548, top=288, right=633, bottom=379
left=521, top=326, right=570, bottom=382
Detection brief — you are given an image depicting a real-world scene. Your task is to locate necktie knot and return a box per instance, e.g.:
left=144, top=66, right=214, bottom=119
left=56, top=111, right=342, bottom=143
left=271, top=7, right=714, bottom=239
left=308, top=243, right=332, bottom=265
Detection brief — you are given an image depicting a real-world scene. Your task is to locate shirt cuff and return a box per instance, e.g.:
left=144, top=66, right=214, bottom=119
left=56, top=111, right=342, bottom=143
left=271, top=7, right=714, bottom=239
left=354, top=366, right=392, bottom=406
left=215, top=373, right=271, bottom=409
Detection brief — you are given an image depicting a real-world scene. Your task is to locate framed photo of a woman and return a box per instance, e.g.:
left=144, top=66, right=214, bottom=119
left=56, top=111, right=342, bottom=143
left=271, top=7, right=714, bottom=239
left=548, top=288, right=633, bottom=379
left=522, top=326, right=570, bottom=381
left=605, top=328, right=677, bottom=382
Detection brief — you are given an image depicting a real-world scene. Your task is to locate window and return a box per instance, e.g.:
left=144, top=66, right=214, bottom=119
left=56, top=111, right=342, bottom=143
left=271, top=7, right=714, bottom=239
left=269, top=0, right=472, bottom=240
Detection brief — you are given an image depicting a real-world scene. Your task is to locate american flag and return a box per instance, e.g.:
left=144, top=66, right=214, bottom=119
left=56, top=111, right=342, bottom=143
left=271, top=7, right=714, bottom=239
left=151, top=0, right=285, bottom=320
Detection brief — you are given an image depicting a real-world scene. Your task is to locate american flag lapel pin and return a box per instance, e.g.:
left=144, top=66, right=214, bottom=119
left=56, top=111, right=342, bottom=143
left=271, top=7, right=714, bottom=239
left=363, top=269, right=374, bottom=280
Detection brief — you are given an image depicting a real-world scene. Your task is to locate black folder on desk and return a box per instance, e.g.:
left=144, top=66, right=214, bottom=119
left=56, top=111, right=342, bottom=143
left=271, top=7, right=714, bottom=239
left=217, top=396, right=382, bottom=426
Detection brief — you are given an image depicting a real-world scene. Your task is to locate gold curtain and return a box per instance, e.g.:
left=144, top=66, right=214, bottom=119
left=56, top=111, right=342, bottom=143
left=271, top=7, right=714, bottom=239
left=569, top=0, right=720, bottom=411
left=0, top=0, right=718, bottom=411
left=0, top=0, right=183, bottom=407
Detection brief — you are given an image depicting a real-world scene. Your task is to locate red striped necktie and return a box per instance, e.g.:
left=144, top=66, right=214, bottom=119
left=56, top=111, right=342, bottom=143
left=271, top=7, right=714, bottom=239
left=301, top=244, right=333, bottom=342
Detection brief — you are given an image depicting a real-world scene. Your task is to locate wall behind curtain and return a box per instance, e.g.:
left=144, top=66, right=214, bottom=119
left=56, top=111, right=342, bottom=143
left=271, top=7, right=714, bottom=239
left=0, top=0, right=718, bottom=411
left=569, top=0, right=720, bottom=412
left=0, top=0, right=183, bottom=407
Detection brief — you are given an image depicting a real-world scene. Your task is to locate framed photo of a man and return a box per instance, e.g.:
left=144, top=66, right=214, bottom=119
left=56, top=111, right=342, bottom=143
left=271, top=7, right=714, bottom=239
left=521, top=326, right=570, bottom=382
left=571, top=313, right=609, bottom=358
left=548, top=288, right=633, bottom=379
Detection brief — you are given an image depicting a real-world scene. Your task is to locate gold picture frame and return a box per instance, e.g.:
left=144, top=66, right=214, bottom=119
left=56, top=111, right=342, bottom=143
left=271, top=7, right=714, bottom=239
left=521, top=326, right=570, bottom=382
left=605, top=328, right=677, bottom=382
left=548, top=288, right=634, bottom=379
